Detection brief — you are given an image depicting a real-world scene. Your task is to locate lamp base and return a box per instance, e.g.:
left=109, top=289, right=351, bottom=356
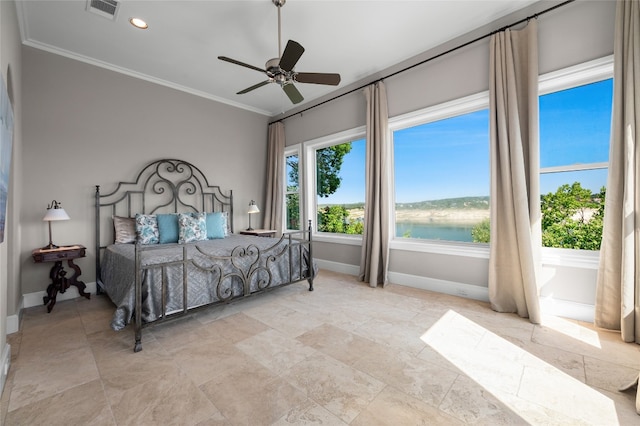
left=41, top=243, right=59, bottom=250
left=246, top=227, right=254, bottom=231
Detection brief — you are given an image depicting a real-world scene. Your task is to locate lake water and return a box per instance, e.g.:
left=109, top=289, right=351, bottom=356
left=396, top=222, right=475, bottom=242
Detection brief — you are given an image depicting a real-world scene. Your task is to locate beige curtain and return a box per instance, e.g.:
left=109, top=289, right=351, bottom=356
left=359, top=81, right=390, bottom=287
left=262, top=122, right=285, bottom=233
left=488, top=20, right=542, bottom=324
left=596, top=0, right=640, bottom=346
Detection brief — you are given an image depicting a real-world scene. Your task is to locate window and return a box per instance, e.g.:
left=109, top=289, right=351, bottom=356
left=539, top=58, right=613, bottom=251
left=284, top=147, right=301, bottom=231
left=303, top=128, right=366, bottom=237
left=391, top=94, right=490, bottom=244
left=389, top=57, right=613, bottom=254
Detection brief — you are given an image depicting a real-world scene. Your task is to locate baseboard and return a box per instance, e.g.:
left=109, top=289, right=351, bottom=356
left=315, top=259, right=360, bottom=276
left=316, top=260, right=489, bottom=301
left=319, top=261, right=594, bottom=323
left=387, top=270, right=490, bottom=302
left=6, top=296, right=23, bottom=334
left=0, top=343, right=10, bottom=397
left=23, top=281, right=97, bottom=309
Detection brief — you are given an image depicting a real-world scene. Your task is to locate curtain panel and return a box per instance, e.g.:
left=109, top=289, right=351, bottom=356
left=594, top=4, right=640, bottom=413
left=359, top=81, right=390, bottom=287
left=263, top=121, right=285, bottom=233
left=488, top=20, right=542, bottom=324
left=595, top=0, right=640, bottom=346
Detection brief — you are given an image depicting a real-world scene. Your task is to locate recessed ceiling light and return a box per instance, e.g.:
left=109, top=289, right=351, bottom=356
left=129, top=17, right=148, bottom=29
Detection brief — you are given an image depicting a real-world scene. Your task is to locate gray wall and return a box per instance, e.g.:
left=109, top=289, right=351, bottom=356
left=20, top=46, right=270, bottom=296
left=0, top=0, right=23, bottom=396
left=7, top=0, right=618, bottom=321
left=281, top=0, right=616, bottom=307
left=1, top=0, right=23, bottom=330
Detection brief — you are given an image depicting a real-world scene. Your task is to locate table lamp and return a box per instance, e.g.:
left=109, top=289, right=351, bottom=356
left=42, top=200, right=70, bottom=249
left=247, top=200, right=259, bottom=231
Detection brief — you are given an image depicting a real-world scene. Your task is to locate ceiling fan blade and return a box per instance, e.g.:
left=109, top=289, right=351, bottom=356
left=237, top=80, right=271, bottom=94
left=295, top=72, right=341, bottom=86
left=282, top=83, right=304, bottom=104
left=279, top=40, right=305, bottom=72
left=218, top=56, right=266, bottom=74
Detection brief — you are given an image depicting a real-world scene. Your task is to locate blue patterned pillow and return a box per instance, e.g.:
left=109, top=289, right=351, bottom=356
left=157, top=213, right=179, bottom=244
left=206, top=212, right=226, bottom=239
left=222, top=211, right=230, bottom=235
left=135, top=214, right=159, bottom=245
left=178, top=213, right=207, bottom=244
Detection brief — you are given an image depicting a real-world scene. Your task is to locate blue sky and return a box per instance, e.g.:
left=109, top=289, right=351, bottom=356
left=321, top=78, right=613, bottom=205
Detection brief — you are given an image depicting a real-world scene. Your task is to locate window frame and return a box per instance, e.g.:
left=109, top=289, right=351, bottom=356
left=290, top=56, right=613, bottom=264
left=389, top=91, right=491, bottom=257
left=538, top=55, right=612, bottom=266
left=284, top=144, right=302, bottom=232
left=539, top=56, right=613, bottom=176
left=303, top=126, right=366, bottom=244
left=388, top=55, right=613, bottom=264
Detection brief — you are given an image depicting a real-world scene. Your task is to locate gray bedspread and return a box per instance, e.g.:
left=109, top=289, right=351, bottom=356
left=100, top=234, right=315, bottom=330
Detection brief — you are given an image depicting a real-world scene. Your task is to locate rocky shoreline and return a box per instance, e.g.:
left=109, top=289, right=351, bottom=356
left=347, top=208, right=489, bottom=224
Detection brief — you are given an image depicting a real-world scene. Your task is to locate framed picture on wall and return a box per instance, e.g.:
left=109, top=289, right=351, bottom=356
left=0, top=76, right=14, bottom=243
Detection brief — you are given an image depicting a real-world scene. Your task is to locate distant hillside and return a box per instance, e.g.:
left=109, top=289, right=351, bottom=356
left=396, top=196, right=490, bottom=210
left=319, top=196, right=490, bottom=210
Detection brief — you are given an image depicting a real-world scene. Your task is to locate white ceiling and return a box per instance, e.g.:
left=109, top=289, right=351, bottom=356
left=17, top=0, right=541, bottom=117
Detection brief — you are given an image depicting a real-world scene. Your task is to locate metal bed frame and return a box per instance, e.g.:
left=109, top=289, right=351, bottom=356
left=95, top=159, right=314, bottom=352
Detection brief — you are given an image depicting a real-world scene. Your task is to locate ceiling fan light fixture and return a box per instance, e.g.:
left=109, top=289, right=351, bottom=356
left=217, top=0, right=340, bottom=105
left=129, top=17, right=148, bottom=29
left=274, top=74, right=287, bottom=86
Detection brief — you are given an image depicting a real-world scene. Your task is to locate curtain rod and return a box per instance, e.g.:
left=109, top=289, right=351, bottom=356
left=270, top=0, right=575, bottom=124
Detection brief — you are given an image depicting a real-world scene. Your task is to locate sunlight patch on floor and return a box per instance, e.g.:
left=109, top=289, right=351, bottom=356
left=540, top=311, right=602, bottom=349
left=421, top=310, right=617, bottom=425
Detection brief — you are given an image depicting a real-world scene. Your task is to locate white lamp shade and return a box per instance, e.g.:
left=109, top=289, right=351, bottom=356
left=248, top=203, right=260, bottom=214
left=43, top=208, right=70, bottom=222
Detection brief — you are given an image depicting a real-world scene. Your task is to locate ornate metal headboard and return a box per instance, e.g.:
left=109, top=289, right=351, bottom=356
left=95, top=159, right=234, bottom=287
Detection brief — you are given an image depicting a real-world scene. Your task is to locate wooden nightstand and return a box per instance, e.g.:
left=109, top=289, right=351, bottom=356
left=32, top=245, right=90, bottom=312
left=240, top=229, right=277, bottom=238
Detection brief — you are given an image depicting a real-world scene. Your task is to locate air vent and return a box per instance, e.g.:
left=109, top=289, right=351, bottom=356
left=87, top=0, right=119, bottom=20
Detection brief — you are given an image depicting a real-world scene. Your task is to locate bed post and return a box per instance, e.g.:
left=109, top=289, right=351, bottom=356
left=95, top=186, right=103, bottom=296
left=307, top=219, right=314, bottom=291
left=134, top=245, right=143, bottom=352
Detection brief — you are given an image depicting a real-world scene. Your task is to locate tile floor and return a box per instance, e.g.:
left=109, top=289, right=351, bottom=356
left=1, top=269, right=639, bottom=425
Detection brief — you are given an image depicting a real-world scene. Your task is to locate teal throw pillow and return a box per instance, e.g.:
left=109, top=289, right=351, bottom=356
left=157, top=213, right=179, bottom=244
left=206, top=212, right=226, bottom=239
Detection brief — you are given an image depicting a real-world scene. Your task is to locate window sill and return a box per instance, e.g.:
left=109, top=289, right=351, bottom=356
left=390, top=238, right=490, bottom=259
left=541, top=247, right=600, bottom=269
left=315, top=235, right=600, bottom=269
left=312, top=233, right=362, bottom=246
left=389, top=238, right=600, bottom=269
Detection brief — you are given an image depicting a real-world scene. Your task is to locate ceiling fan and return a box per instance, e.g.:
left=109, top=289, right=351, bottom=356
left=217, top=0, right=341, bottom=105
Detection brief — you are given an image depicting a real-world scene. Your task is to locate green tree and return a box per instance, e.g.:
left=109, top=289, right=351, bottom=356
left=471, top=218, right=490, bottom=243
left=286, top=193, right=299, bottom=230
left=317, top=205, right=363, bottom=234
left=469, top=182, right=606, bottom=250
left=286, top=155, right=300, bottom=230
left=287, top=143, right=353, bottom=199
left=317, top=205, right=347, bottom=233
left=287, top=142, right=360, bottom=233
left=316, top=143, right=353, bottom=198
left=541, top=182, right=605, bottom=250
